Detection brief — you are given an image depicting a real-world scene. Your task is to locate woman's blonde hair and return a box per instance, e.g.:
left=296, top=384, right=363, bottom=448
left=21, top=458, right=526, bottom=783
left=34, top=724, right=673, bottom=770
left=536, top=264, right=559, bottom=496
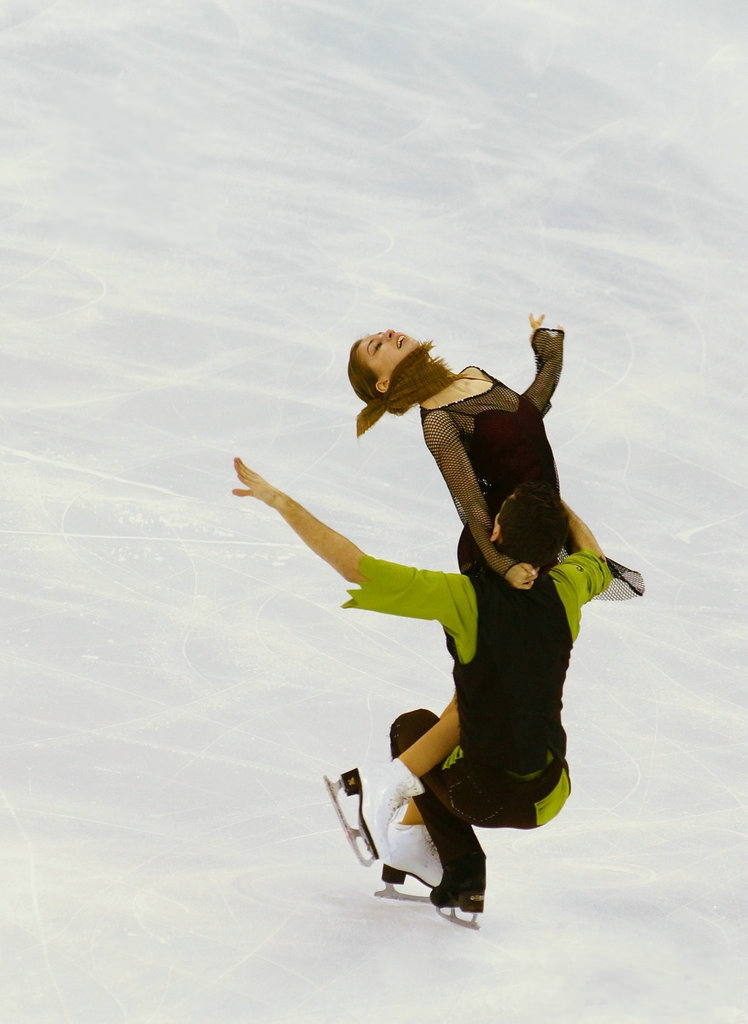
left=347, top=338, right=457, bottom=437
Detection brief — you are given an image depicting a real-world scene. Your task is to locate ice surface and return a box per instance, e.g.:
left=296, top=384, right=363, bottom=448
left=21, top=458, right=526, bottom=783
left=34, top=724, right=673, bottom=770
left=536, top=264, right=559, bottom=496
left=1, top=1, right=746, bottom=1021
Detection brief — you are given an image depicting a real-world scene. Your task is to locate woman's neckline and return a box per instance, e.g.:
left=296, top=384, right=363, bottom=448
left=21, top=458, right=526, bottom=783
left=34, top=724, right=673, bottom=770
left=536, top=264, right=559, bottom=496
left=420, top=367, right=495, bottom=411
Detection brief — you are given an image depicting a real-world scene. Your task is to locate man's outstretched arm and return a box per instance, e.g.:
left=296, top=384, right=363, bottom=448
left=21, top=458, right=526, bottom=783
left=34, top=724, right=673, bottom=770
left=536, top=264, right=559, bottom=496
left=232, top=457, right=367, bottom=584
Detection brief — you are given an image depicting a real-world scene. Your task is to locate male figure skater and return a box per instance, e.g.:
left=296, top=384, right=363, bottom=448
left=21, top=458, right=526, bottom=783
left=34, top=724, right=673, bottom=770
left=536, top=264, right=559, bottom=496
left=232, top=458, right=611, bottom=920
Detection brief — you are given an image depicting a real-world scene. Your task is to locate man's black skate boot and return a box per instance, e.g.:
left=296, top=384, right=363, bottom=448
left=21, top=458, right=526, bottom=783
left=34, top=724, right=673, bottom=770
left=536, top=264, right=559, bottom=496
left=429, top=852, right=486, bottom=914
left=381, top=864, right=408, bottom=885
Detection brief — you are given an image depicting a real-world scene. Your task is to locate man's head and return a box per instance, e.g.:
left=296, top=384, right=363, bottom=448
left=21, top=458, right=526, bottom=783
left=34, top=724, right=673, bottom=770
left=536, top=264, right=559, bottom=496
left=491, top=482, right=568, bottom=568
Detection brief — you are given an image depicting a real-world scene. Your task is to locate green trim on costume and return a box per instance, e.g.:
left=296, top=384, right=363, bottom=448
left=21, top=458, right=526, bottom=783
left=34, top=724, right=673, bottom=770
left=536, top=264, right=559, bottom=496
left=443, top=746, right=555, bottom=783
left=442, top=744, right=464, bottom=769
left=534, top=767, right=570, bottom=825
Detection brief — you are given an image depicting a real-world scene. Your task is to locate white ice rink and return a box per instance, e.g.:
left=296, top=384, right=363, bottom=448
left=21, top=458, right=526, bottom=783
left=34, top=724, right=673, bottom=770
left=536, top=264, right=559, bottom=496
left=2, top=1, right=746, bottom=1021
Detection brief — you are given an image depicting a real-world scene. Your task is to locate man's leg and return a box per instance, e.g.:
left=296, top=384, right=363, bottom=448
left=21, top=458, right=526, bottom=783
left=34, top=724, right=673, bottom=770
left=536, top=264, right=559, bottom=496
left=391, top=709, right=486, bottom=913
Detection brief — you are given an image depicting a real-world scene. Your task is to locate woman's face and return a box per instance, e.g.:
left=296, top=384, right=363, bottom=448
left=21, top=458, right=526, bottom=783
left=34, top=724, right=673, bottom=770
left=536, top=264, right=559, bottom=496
left=356, top=330, right=419, bottom=391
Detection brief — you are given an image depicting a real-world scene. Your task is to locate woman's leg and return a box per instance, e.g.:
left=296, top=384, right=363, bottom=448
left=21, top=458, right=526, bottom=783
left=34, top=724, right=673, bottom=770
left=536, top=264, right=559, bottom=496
left=396, top=694, right=460, bottom=777
left=394, top=696, right=460, bottom=825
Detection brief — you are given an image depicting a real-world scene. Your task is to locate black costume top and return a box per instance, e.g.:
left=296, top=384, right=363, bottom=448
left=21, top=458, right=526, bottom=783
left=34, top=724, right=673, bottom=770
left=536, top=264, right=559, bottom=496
left=448, top=572, right=573, bottom=776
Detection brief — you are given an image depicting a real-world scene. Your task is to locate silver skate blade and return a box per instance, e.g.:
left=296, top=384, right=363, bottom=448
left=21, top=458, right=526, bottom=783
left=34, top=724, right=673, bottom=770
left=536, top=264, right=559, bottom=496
left=374, top=881, right=432, bottom=904
left=436, top=907, right=481, bottom=931
left=323, top=774, right=376, bottom=867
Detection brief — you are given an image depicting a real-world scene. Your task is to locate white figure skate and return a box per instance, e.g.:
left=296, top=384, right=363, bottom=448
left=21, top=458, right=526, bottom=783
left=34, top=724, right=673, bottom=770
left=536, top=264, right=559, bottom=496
left=375, top=822, right=442, bottom=903
left=323, top=760, right=424, bottom=866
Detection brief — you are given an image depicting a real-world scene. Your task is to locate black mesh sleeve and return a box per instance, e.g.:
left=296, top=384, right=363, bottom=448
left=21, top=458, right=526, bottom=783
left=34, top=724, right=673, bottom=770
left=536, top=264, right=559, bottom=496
left=421, top=409, right=517, bottom=576
left=598, top=557, right=646, bottom=599
left=524, top=327, right=564, bottom=416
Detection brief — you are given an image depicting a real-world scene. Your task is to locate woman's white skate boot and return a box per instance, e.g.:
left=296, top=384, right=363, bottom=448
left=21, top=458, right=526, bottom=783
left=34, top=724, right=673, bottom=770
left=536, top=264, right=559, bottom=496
left=325, top=759, right=424, bottom=865
left=380, top=822, right=442, bottom=890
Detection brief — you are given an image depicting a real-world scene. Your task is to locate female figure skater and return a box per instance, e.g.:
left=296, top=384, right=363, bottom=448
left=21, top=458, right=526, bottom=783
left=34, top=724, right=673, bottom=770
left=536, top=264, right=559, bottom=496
left=347, top=315, right=643, bottom=599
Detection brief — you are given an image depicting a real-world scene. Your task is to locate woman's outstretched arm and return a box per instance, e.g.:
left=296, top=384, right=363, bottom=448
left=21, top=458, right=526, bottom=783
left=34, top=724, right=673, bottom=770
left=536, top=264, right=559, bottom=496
left=523, top=313, right=564, bottom=415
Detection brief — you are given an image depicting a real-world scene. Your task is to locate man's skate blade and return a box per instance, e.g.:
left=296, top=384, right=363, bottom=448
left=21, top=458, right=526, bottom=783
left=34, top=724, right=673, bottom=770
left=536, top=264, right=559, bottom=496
left=323, top=774, right=376, bottom=867
left=374, top=881, right=432, bottom=904
left=376, top=885, right=480, bottom=927
left=436, top=907, right=481, bottom=931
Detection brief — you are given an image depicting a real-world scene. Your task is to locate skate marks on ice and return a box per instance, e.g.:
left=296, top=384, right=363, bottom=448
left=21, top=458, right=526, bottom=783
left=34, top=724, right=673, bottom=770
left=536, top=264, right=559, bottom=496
left=1, top=0, right=745, bottom=1018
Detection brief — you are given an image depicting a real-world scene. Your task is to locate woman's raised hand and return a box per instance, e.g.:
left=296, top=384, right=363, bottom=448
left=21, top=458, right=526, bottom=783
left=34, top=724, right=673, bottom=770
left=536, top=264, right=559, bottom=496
left=529, top=313, right=563, bottom=360
left=504, top=562, right=540, bottom=590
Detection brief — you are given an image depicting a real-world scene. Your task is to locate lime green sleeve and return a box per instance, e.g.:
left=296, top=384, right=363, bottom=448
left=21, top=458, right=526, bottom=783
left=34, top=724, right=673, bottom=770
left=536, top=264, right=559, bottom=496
left=343, top=555, right=479, bottom=664
left=549, top=550, right=612, bottom=641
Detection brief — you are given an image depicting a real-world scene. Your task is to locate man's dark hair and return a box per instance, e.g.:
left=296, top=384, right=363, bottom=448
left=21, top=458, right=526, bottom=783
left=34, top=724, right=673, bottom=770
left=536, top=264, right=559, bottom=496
left=495, top=481, right=568, bottom=567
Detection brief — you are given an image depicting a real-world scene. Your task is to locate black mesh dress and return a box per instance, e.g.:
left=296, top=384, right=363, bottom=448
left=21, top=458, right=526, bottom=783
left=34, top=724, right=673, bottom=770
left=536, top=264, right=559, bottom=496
left=420, top=328, right=644, bottom=600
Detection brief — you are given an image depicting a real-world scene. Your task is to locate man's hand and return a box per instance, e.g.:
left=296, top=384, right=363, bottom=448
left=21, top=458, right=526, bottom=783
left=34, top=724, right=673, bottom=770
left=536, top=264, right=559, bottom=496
left=232, top=458, right=281, bottom=507
left=232, top=456, right=366, bottom=583
left=505, top=562, right=539, bottom=590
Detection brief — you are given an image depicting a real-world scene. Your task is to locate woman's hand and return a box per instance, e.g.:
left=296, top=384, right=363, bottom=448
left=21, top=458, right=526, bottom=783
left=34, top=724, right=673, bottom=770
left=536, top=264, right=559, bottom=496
left=504, top=562, right=539, bottom=590
left=529, top=313, right=563, bottom=360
